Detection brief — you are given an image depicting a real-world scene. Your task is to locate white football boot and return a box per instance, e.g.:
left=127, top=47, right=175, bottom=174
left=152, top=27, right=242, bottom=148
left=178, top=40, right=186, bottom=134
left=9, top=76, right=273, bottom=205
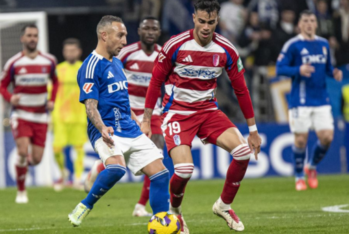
left=84, top=160, right=103, bottom=193
left=170, top=205, right=189, bottom=234
left=68, top=202, right=91, bottom=227
left=132, top=203, right=152, bottom=217
left=15, top=190, right=28, bottom=204
left=212, top=200, right=244, bottom=231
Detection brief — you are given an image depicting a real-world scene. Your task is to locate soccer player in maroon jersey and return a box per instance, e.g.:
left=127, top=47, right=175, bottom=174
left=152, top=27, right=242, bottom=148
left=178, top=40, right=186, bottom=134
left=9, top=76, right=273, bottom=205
left=84, top=17, right=164, bottom=217
left=0, top=25, right=58, bottom=203
left=141, top=0, right=261, bottom=232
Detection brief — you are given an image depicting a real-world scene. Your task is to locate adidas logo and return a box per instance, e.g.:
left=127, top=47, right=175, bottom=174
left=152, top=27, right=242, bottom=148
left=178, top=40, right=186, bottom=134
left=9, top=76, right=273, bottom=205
left=107, top=71, right=114, bottom=79
left=130, top=63, right=139, bottom=70
left=300, top=48, right=309, bottom=55
left=19, top=67, right=27, bottom=74
left=182, top=55, right=193, bottom=62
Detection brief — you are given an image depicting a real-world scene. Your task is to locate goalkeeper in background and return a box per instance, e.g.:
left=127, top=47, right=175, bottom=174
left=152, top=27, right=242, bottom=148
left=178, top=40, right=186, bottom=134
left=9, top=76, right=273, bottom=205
left=52, top=38, right=86, bottom=190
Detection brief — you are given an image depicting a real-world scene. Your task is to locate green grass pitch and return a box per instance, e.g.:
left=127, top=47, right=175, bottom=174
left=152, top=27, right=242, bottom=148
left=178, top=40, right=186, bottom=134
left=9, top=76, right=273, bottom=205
left=0, top=175, right=348, bottom=233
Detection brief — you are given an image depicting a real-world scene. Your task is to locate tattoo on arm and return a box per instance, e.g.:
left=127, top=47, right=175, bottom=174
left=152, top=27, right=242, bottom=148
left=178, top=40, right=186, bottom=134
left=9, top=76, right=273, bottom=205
left=85, top=99, right=105, bottom=132
left=143, top=108, right=153, bottom=122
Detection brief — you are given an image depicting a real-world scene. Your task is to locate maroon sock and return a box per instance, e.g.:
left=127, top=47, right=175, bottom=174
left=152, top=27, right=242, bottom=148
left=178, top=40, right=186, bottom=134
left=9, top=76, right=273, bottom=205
left=138, top=176, right=150, bottom=206
left=170, top=173, right=190, bottom=208
left=15, top=165, right=28, bottom=191
left=221, top=159, right=250, bottom=204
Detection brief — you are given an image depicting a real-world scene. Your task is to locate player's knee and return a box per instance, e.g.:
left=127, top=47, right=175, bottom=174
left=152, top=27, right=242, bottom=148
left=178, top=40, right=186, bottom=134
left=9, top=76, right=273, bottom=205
left=295, top=138, right=307, bottom=149
left=231, top=144, right=252, bottom=161
left=320, top=135, right=333, bottom=147
left=174, top=163, right=194, bottom=179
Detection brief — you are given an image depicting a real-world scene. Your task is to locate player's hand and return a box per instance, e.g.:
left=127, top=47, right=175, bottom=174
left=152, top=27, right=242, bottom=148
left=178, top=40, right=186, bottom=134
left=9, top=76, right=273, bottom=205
left=248, top=131, right=262, bottom=160
left=101, top=126, right=115, bottom=148
left=46, top=101, right=54, bottom=111
left=333, top=68, right=343, bottom=82
left=140, top=120, right=152, bottom=138
left=134, top=118, right=141, bottom=127
left=300, top=64, right=315, bottom=77
left=10, top=94, right=21, bottom=106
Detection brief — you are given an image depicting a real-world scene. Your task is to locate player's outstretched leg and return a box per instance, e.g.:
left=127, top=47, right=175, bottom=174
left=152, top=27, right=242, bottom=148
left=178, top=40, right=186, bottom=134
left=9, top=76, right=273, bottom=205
left=213, top=144, right=251, bottom=232
left=293, top=146, right=307, bottom=191
left=169, top=163, right=193, bottom=234
left=68, top=163, right=126, bottom=226
left=84, top=159, right=105, bottom=193
left=132, top=176, right=152, bottom=217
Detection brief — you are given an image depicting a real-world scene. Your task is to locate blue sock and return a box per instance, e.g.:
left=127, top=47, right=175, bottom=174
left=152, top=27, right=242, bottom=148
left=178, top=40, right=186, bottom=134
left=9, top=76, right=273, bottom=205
left=149, top=169, right=170, bottom=214
left=81, top=164, right=126, bottom=209
left=309, top=140, right=328, bottom=168
left=293, top=146, right=306, bottom=179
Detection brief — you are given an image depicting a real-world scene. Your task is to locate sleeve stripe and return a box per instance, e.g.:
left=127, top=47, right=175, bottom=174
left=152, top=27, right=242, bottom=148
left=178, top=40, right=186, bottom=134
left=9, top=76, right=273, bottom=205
left=117, top=44, right=138, bottom=60
left=163, top=31, right=190, bottom=53
left=90, top=56, right=99, bottom=79
left=281, top=37, right=300, bottom=53
left=86, top=55, right=98, bottom=78
left=85, top=55, right=95, bottom=78
left=215, top=35, right=239, bottom=56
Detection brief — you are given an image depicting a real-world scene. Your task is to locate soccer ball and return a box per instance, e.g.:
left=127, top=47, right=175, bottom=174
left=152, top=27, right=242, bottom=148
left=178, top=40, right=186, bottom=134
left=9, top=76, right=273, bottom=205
left=148, top=212, right=181, bottom=234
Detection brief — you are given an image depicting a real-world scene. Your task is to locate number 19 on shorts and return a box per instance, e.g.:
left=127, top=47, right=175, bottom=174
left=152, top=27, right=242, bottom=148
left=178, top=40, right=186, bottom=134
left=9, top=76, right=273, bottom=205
left=168, top=122, right=181, bottom=135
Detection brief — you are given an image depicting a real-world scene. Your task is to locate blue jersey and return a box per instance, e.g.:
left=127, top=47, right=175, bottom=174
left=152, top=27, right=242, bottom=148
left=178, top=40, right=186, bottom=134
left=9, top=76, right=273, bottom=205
left=276, top=35, right=334, bottom=108
left=77, top=51, right=142, bottom=147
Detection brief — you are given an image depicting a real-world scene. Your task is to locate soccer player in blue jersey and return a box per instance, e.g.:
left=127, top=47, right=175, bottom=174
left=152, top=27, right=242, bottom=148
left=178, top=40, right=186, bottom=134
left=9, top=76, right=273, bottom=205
left=68, top=15, right=170, bottom=226
left=276, top=10, right=342, bottom=191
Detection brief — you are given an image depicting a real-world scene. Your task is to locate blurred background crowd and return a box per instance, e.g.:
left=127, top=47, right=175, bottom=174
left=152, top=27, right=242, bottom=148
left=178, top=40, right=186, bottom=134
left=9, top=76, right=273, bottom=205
left=1, top=0, right=349, bottom=123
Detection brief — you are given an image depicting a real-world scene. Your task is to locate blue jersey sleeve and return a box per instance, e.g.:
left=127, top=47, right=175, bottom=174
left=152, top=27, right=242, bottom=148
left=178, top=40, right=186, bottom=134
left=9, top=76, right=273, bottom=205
left=276, top=42, right=300, bottom=77
left=78, top=62, right=100, bottom=103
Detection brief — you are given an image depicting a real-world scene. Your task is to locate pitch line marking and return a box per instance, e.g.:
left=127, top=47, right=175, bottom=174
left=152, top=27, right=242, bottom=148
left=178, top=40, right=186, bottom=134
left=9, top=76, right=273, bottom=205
left=322, top=204, right=349, bottom=213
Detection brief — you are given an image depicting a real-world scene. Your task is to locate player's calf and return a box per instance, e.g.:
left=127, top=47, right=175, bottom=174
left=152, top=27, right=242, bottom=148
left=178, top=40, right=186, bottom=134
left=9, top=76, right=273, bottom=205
left=170, top=163, right=194, bottom=208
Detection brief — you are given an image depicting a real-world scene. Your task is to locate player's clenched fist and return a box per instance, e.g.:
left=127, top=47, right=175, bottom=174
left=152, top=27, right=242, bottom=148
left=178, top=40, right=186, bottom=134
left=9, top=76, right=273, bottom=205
left=300, top=64, right=315, bottom=77
left=101, top=126, right=114, bottom=148
left=248, top=131, right=262, bottom=160
left=10, top=94, right=21, bottom=106
left=140, top=121, right=152, bottom=138
left=333, top=68, right=343, bottom=82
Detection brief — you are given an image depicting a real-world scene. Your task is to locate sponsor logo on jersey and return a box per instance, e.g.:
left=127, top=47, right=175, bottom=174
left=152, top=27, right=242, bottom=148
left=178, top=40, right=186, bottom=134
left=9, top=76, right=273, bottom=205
left=158, top=52, right=166, bottom=63
left=302, top=55, right=326, bottom=64
left=107, top=71, right=114, bottom=79
left=113, top=107, right=122, bottom=132
left=108, top=80, right=128, bottom=93
left=173, top=134, right=181, bottom=146
left=183, top=55, right=193, bottom=63
left=179, top=68, right=216, bottom=79
left=213, top=54, right=220, bottom=67
left=17, top=77, right=47, bottom=84
left=83, top=83, right=94, bottom=94
left=129, top=74, right=151, bottom=84
left=237, top=57, right=243, bottom=72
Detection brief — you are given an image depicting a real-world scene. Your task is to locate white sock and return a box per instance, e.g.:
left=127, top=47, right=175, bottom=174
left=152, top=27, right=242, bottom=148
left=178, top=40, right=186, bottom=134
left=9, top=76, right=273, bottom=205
left=217, top=197, right=231, bottom=210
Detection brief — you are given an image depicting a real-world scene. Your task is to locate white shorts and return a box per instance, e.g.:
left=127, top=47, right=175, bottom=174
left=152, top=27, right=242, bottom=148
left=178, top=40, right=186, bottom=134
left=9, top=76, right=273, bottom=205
left=288, top=105, right=334, bottom=133
left=94, top=134, right=163, bottom=175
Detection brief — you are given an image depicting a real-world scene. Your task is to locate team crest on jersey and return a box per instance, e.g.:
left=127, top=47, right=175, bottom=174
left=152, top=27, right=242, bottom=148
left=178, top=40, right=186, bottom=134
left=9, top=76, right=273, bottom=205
left=213, top=54, right=220, bottom=67
left=158, top=52, right=166, bottom=63
left=83, top=83, right=94, bottom=94
left=323, top=46, right=327, bottom=55
left=173, top=135, right=181, bottom=146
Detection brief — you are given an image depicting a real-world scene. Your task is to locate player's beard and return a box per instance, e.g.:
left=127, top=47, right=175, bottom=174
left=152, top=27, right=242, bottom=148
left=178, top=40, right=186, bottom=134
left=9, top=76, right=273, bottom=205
left=25, top=41, right=37, bottom=52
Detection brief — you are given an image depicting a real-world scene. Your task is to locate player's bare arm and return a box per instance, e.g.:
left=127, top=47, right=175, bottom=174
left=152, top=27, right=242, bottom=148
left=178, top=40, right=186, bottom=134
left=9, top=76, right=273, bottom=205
left=46, top=100, right=54, bottom=111
left=85, top=98, right=114, bottom=147
left=140, top=108, right=153, bottom=138
left=130, top=110, right=141, bottom=126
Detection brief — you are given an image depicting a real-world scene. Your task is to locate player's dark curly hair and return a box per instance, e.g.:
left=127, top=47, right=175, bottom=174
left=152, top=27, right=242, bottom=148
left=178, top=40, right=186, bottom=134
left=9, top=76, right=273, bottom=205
left=194, top=0, right=221, bottom=15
